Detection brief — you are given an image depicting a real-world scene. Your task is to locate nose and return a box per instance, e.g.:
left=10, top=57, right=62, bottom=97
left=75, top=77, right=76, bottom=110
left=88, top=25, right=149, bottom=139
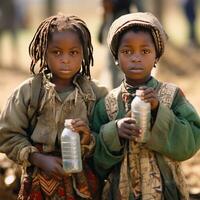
left=130, top=53, right=141, bottom=62
left=61, top=53, right=70, bottom=63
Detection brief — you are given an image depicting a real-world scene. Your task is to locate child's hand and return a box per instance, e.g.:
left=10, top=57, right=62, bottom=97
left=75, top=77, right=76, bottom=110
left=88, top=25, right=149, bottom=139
left=70, top=118, right=90, bottom=145
left=139, top=86, right=159, bottom=110
left=117, top=117, right=141, bottom=140
left=29, top=153, right=67, bottom=180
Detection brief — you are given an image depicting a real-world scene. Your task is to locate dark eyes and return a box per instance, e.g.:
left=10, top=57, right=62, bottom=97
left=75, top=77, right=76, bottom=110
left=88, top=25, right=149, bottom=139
left=52, top=50, right=79, bottom=56
left=70, top=50, right=79, bottom=56
left=53, top=50, right=62, bottom=56
left=120, top=49, right=151, bottom=55
left=120, top=49, right=132, bottom=55
left=143, top=49, right=151, bottom=54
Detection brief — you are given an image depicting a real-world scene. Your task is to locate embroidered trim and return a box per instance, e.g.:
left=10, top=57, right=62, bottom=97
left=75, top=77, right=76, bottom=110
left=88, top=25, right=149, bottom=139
left=105, top=87, right=121, bottom=121
left=157, top=82, right=177, bottom=108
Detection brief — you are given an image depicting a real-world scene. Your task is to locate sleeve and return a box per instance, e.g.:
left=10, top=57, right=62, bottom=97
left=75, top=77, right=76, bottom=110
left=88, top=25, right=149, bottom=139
left=0, top=80, right=38, bottom=166
left=91, top=97, right=124, bottom=179
left=145, top=88, right=200, bottom=161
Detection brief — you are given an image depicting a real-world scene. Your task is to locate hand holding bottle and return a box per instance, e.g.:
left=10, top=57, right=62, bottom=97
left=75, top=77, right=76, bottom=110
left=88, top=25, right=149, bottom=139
left=67, top=118, right=91, bottom=145
left=138, top=86, right=159, bottom=110
left=117, top=117, right=141, bottom=140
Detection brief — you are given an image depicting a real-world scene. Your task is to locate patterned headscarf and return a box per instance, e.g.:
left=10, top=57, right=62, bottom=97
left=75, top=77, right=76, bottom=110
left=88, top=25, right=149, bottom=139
left=107, top=12, right=167, bottom=60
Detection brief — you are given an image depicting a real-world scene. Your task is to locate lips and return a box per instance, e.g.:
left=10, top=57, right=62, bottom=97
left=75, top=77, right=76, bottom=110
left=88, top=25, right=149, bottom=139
left=60, top=66, right=71, bottom=71
left=128, top=66, right=144, bottom=71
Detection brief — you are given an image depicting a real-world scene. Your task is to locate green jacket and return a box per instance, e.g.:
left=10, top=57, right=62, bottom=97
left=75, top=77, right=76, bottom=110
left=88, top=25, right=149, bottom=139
left=0, top=73, right=108, bottom=167
left=91, top=77, right=200, bottom=199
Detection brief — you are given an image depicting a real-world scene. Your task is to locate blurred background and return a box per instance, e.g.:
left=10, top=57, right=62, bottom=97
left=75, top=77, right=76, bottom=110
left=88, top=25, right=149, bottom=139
left=0, top=0, right=200, bottom=199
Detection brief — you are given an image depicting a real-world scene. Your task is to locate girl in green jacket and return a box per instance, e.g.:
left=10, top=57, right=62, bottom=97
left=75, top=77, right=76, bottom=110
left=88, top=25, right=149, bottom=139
left=92, top=12, right=200, bottom=200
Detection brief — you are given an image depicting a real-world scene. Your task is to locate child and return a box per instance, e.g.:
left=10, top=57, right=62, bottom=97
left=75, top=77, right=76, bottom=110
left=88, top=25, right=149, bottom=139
left=91, top=12, right=200, bottom=200
left=97, top=0, right=144, bottom=88
left=0, top=13, right=107, bottom=199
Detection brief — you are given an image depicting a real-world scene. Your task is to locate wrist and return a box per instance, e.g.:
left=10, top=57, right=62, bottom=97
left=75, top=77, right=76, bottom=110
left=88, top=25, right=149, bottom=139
left=29, top=152, right=43, bottom=167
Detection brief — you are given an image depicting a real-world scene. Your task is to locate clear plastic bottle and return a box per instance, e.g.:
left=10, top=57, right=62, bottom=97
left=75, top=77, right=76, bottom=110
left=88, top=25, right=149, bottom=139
left=131, top=90, right=151, bottom=143
left=61, top=120, right=82, bottom=173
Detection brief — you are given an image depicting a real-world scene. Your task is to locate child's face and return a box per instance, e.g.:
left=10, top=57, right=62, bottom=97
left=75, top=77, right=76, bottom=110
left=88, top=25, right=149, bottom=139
left=46, top=30, right=83, bottom=83
left=118, top=30, right=157, bottom=85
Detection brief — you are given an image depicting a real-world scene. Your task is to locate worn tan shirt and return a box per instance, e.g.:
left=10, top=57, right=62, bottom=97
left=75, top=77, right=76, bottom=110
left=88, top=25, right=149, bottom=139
left=0, top=74, right=107, bottom=167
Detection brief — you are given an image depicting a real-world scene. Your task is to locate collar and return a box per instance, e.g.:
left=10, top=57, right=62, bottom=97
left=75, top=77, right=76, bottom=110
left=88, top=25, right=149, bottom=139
left=121, top=77, right=159, bottom=111
left=42, top=73, right=83, bottom=89
left=122, top=76, right=159, bottom=94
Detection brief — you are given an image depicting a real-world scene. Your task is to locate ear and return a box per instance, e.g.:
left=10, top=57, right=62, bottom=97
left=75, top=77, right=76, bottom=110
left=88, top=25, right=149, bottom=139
left=154, top=58, right=159, bottom=68
left=155, top=58, right=159, bottom=64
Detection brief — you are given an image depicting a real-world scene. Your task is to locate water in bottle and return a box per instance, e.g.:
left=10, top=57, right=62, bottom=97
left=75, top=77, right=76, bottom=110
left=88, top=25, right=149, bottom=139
left=61, top=119, right=82, bottom=173
left=131, top=90, right=151, bottom=143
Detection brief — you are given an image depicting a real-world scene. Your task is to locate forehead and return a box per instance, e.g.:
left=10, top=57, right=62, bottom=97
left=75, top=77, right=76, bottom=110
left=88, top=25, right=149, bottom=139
left=119, top=30, right=154, bottom=45
left=48, top=30, right=81, bottom=46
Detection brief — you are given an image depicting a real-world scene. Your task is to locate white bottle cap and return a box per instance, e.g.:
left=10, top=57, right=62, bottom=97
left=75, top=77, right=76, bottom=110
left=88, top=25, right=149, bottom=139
left=136, top=90, right=143, bottom=96
left=64, top=119, right=73, bottom=129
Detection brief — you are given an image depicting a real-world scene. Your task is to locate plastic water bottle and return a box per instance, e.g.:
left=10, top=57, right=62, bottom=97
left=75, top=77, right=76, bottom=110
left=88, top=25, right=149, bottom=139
left=61, top=119, right=82, bottom=173
left=131, top=90, right=151, bottom=143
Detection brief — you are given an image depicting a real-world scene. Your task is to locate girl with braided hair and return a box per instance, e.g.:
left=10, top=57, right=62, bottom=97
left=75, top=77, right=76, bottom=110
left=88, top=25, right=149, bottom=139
left=0, top=13, right=107, bottom=199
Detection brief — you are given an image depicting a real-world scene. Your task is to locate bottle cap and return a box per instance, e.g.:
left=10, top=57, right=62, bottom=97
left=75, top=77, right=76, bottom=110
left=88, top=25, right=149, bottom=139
left=64, top=119, right=73, bottom=129
left=136, top=90, right=143, bottom=96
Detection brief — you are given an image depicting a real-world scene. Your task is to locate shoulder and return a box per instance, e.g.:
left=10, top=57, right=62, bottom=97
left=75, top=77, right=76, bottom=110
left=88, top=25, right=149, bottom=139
left=158, top=81, right=179, bottom=92
left=104, top=86, right=121, bottom=120
left=157, top=82, right=179, bottom=99
left=151, top=77, right=179, bottom=94
left=157, top=80, right=186, bottom=108
left=93, top=86, right=120, bottom=113
left=76, top=75, right=108, bottom=100
left=89, top=78, right=108, bottom=99
left=12, top=74, right=43, bottom=93
left=95, top=86, right=121, bottom=107
left=9, top=77, right=33, bottom=100
left=1, top=76, right=34, bottom=115
left=105, top=86, right=121, bottom=99
left=8, top=74, right=43, bottom=105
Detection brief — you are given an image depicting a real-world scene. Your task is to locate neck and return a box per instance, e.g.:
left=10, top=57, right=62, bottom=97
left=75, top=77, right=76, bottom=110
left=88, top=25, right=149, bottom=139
left=52, top=77, right=73, bottom=92
left=125, top=76, right=152, bottom=87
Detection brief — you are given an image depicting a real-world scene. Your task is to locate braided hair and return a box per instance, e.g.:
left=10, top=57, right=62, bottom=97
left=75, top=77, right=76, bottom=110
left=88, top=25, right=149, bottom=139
left=29, top=13, right=93, bottom=79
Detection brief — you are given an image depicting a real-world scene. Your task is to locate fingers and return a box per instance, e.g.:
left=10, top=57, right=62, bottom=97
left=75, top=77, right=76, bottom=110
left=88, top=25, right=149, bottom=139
left=138, top=87, right=159, bottom=110
left=138, top=86, right=156, bottom=99
left=119, top=128, right=138, bottom=140
left=80, top=134, right=90, bottom=145
left=71, top=119, right=89, bottom=131
left=70, top=119, right=91, bottom=145
left=117, top=118, right=141, bottom=140
left=74, top=126, right=90, bottom=134
left=52, top=158, right=71, bottom=179
left=119, top=127, right=141, bottom=140
left=75, top=128, right=91, bottom=145
left=71, top=118, right=86, bottom=126
left=65, top=119, right=87, bottom=129
left=120, top=117, right=135, bottom=124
